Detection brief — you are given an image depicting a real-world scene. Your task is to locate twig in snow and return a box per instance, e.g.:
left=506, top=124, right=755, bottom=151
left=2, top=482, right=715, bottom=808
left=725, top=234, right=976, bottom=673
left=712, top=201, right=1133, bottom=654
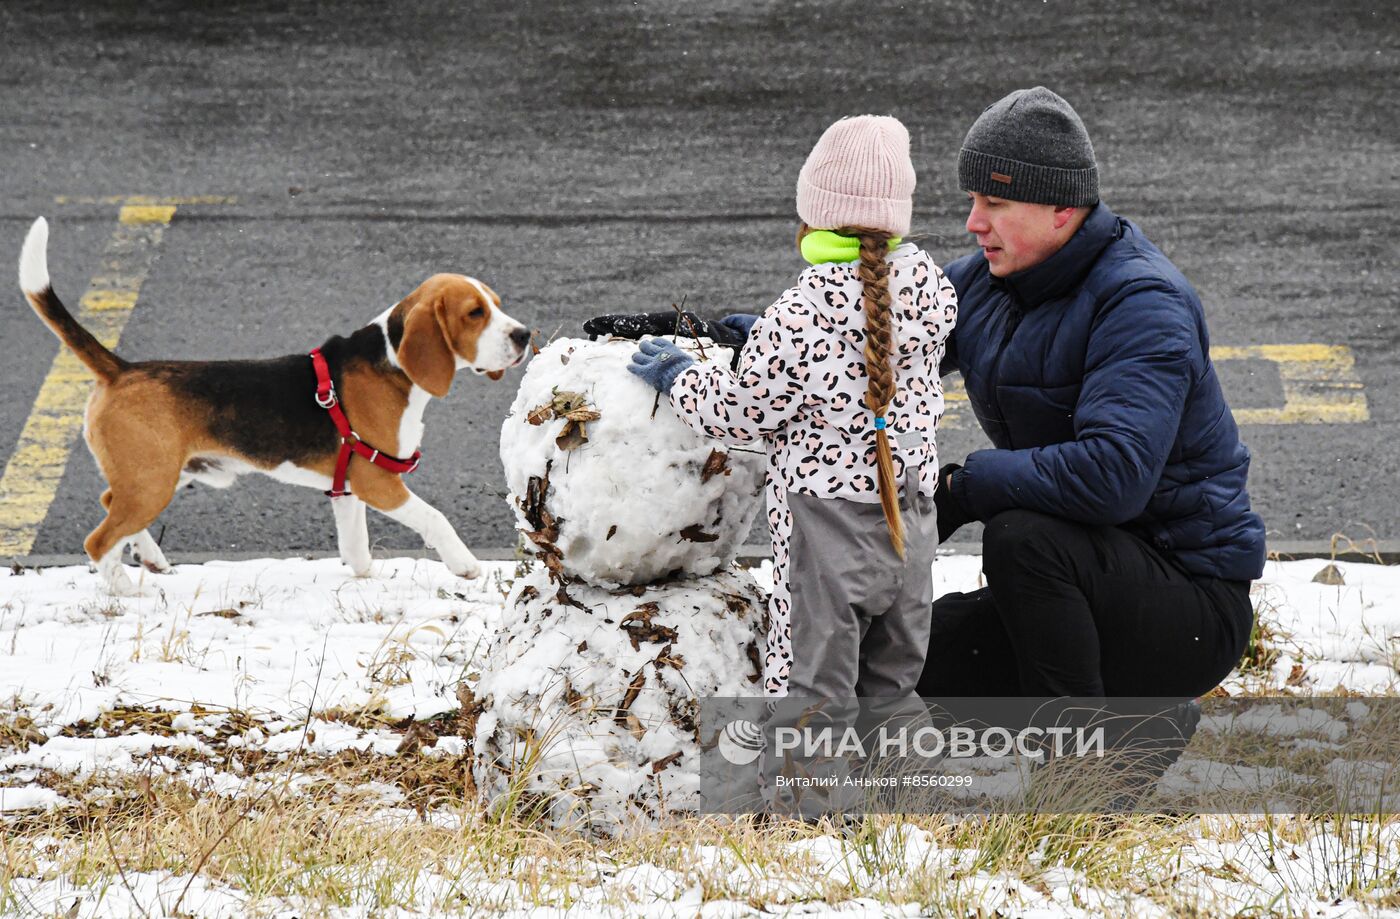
left=652, top=294, right=691, bottom=420
left=672, top=295, right=706, bottom=360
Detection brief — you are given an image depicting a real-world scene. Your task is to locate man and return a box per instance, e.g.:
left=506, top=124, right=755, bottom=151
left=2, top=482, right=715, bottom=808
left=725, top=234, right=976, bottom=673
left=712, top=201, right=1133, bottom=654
left=919, top=87, right=1265, bottom=704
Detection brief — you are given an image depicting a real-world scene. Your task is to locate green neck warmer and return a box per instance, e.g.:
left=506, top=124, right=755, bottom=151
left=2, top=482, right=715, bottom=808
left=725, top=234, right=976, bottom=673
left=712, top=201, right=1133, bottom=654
left=801, top=230, right=903, bottom=265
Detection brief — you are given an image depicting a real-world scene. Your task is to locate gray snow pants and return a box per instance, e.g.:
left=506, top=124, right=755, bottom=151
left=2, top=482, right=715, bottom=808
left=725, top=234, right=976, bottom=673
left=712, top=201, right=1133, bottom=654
left=784, top=490, right=938, bottom=698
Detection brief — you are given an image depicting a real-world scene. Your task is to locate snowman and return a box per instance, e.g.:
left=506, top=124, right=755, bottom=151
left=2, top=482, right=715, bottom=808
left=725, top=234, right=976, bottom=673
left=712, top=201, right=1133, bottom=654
left=469, top=334, right=768, bottom=833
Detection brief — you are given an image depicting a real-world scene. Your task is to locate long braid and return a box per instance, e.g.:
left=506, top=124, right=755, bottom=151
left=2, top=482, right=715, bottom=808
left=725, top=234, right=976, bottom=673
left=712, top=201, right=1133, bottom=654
left=849, top=227, right=905, bottom=558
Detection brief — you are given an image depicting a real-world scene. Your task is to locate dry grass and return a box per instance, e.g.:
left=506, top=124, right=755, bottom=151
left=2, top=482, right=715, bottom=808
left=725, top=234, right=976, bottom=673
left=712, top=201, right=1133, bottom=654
left=4, top=558, right=1397, bottom=914
left=2, top=599, right=1398, bottom=915
left=3, top=720, right=1400, bottom=917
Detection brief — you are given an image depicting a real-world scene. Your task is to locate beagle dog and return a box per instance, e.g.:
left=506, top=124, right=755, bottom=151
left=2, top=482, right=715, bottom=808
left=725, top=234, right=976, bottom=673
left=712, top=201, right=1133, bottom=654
left=17, top=217, right=529, bottom=595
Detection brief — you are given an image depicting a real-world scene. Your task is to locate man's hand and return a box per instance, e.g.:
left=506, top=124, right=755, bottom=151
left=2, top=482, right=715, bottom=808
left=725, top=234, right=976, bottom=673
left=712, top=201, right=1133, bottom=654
left=628, top=337, right=696, bottom=393
left=935, top=462, right=975, bottom=544
left=715, top=313, right=760, bottom=342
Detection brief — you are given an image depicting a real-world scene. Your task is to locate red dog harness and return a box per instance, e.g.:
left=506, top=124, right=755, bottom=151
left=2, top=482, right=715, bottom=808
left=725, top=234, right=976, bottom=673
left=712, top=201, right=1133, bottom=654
left=310, top=348, right=421, bottom=498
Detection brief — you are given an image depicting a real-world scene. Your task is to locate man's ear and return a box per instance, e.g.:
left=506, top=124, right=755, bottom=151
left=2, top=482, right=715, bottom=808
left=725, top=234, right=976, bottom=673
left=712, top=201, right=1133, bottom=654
left=1052, top=205, right=1085, bottom=230
left=397, top=296, right=455, bottom=397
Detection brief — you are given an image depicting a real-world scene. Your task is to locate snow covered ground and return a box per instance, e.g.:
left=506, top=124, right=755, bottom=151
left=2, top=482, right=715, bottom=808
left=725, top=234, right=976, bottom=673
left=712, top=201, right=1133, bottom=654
left=2, top=553, right=1398, bottom=917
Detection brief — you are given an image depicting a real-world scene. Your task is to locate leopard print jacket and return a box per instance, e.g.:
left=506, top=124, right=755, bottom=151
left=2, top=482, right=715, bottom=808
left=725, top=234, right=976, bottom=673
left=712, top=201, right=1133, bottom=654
left=670, top=244, right=958, bottom=501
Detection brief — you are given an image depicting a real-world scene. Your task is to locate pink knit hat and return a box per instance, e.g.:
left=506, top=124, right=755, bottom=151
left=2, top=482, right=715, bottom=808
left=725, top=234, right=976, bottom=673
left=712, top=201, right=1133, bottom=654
left=796, top=115, right=916, bottom=237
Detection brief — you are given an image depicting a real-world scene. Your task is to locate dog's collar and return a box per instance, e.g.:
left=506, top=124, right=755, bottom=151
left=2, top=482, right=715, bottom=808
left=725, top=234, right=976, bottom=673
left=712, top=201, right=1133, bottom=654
left=309, top=348, right=422, bottom=498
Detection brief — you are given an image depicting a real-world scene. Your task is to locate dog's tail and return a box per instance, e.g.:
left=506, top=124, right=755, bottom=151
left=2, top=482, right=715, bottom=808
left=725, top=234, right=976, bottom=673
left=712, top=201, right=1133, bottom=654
left=19, top=217, right=128, bottom=383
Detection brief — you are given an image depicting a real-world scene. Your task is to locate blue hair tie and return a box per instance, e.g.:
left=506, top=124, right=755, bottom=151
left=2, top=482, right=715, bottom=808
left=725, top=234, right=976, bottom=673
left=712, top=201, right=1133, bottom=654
left=874, top=417, right=888, bottom=431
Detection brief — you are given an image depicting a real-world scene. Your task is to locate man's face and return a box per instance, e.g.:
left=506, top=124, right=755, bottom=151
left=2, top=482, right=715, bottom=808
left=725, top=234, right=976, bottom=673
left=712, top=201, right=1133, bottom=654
left=964, top=193, right=1074, bottom=277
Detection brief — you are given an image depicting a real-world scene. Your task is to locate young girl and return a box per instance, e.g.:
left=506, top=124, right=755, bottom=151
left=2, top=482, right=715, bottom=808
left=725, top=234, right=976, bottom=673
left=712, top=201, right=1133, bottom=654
left=629, top=115, right=958, bottom=698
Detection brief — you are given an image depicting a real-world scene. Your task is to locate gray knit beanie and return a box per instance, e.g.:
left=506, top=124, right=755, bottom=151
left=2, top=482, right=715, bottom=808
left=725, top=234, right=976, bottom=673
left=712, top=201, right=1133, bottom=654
left=958, top=86, right=1099, bottom=206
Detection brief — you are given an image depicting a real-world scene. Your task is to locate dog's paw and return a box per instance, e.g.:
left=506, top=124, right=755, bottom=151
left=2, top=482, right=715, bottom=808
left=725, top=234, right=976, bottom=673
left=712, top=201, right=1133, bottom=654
left=344, top=558, right=374, bottom=578
left=105, top=573, right=147, bottom=597
left=446, top=555, right=482, bottom=580
left=130, top=532, right=172, bottom=574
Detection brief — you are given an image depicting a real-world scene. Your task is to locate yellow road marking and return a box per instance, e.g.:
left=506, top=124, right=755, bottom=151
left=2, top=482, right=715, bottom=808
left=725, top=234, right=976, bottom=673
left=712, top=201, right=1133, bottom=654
left=939, top=344, right=1369, bottom=429
left=79, top=290, right=139, bottom=312
left=1212, top=344, right=1370, bottom=425
left=119, top=204, right=178, bottom=225
left=0, top=202, right=185, bottom=557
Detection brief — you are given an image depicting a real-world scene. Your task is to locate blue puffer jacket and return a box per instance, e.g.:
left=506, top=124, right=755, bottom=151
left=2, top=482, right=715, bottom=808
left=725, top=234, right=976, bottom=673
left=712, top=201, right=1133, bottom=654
left=943, top=203, right=1266, bottom=581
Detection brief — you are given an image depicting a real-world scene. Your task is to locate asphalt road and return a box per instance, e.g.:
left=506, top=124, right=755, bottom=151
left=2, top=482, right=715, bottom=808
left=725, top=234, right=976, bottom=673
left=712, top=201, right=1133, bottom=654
left=1, top=0, right=1396, bottom=561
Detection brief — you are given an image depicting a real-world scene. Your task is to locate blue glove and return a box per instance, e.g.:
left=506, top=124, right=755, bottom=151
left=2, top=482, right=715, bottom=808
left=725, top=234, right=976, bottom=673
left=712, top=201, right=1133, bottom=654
left=628, top=337, right=696, bottom=393
left=717, top=313, right=760, bottom=340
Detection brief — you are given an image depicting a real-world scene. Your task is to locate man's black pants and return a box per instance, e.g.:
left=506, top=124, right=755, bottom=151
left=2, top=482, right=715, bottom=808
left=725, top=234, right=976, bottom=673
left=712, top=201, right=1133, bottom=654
left=917, top=510, right=1255, bottom=698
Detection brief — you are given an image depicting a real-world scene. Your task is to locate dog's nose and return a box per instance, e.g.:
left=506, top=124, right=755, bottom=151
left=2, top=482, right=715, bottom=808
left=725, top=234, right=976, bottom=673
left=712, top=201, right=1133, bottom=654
left=510, top=326, right=530, bottom=349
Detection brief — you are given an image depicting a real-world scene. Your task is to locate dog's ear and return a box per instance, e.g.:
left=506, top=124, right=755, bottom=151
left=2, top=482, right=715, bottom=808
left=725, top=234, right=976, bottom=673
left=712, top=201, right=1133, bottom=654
left=397, top=293, right=455, bottom=398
